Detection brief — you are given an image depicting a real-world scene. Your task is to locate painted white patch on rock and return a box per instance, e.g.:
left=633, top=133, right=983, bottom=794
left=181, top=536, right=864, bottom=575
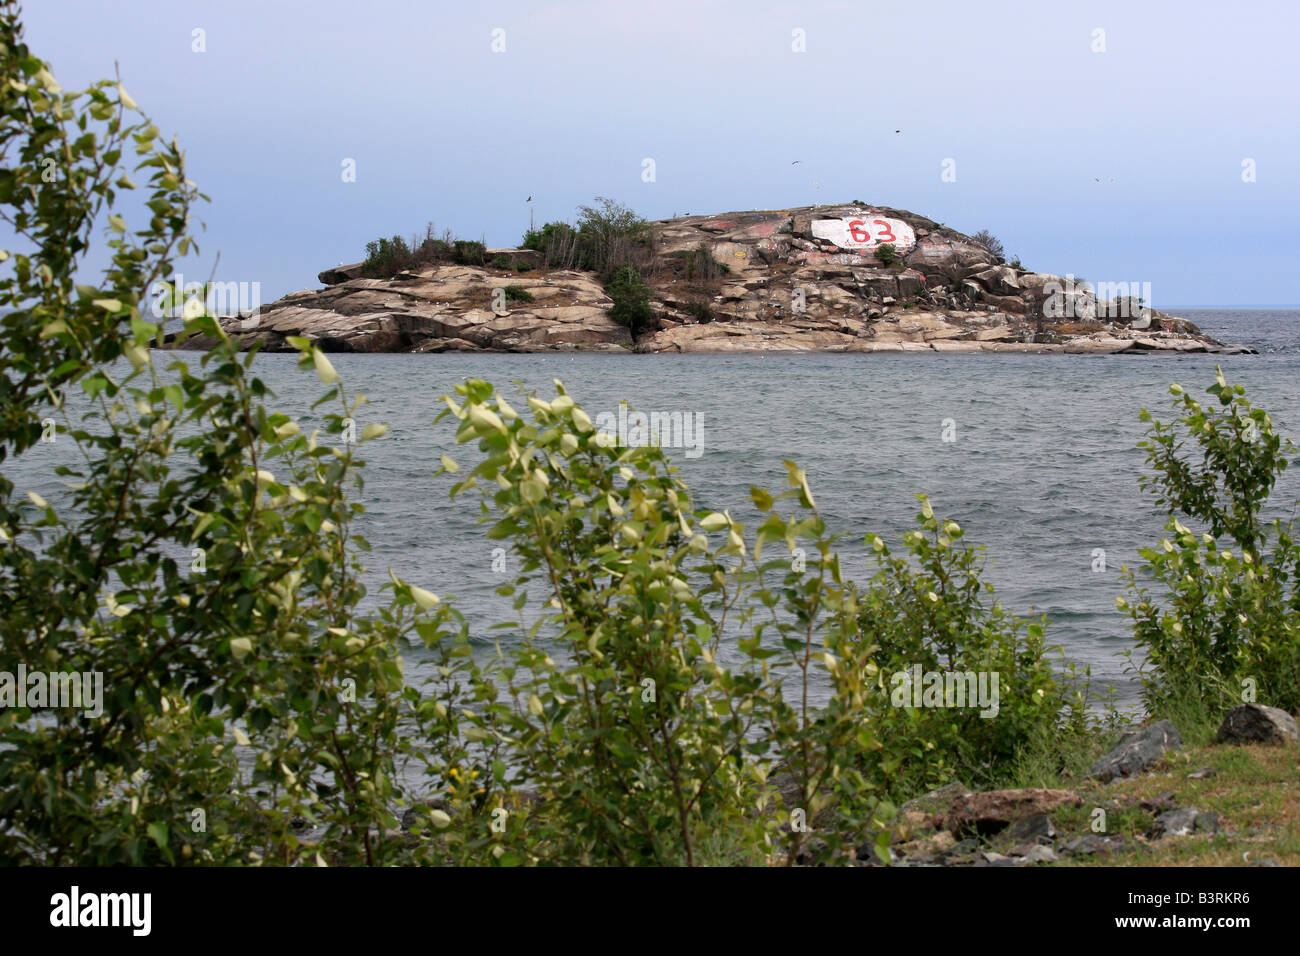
left=812, top=217, right=916, bottom=254
left=913, top=240, right=954, bottom=260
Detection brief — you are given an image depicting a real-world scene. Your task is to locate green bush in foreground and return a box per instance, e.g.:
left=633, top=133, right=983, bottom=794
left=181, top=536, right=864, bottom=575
left=1122, top=367, right=1300, bottom=716
left=0, top=4, right=431, bottom=864
left=425, top=380, right=1103, bottom=864
left=859, top=504, right=1089, bottom=795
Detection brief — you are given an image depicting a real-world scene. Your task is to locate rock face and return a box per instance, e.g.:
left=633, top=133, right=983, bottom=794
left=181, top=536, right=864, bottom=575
left=171, top=203, right=1250, bottom=355
left=1090, top=720, right=1182, bottom=782
left=945, top=788, right=1082, bottom=836
left=1216, top=704, right=1299, bottom=744
left=178, top=267, right=632, bottom=354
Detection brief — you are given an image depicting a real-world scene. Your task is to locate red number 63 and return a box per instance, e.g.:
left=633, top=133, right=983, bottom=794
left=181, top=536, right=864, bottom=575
left=847, top=219, right=897, bottom=244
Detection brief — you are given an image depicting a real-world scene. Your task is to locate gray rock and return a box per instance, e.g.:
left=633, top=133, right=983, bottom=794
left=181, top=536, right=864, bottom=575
left=1089, top=720, right=1182, bottom=782
left=1019, top=844, right=1060, bottom=864
left=1216, top=704, right=1299, bottom=744
left=946, top=837, right=980, bottom=858
left=1187, top=767, right=1217, bottom=780
left=1154, top=807, right=1200, bottom=837
left=1006, top=813, right=1057, bottom=844
left=970, top=265, right=1023, bottom=296
left=1062, top=834, right=1122, bottom=856
left=1195, top=811, right=1219, bottom=834
left=980, top=851, right=1017, bottom=866
left=318, top=262, right=366, bottom=284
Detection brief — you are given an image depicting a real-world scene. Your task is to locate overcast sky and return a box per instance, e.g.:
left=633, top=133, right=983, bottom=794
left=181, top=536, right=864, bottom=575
left=23, top=0, right=1300, bottom=307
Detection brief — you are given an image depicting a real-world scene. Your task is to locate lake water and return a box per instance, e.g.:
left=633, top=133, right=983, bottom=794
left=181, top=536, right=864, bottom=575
left=14, top=309, right=1300, bottom=709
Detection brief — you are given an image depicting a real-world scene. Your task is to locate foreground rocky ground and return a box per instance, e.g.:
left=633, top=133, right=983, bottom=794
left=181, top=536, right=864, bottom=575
left=871, top=704, right=1299, bottom=868
left=170, top=203, right=1253, bottom=356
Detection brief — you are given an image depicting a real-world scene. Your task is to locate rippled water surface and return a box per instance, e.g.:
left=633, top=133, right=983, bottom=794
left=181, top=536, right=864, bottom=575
left=15, top=310, right=1300, bottom=707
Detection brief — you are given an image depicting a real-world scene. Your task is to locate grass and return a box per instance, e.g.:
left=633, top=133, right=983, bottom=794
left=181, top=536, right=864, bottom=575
left=957, top=701, right=1300, bottom=866
left=1054, top=741, right=1300, bottom=866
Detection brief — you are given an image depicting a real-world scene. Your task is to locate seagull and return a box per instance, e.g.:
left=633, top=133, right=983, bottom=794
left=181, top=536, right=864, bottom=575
left=526, top=195, right=533, bottom=202
left=791, top=160, right=801, bottom=165
left=895, top=129, right=901, bottom=134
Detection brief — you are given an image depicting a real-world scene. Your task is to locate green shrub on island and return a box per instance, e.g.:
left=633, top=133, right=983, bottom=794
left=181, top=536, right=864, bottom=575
left=363, top=234, right=414, bottom=277
left=453, top=240, right=486, bottom=266
left=678, top=244, right=730, bottom=282
left=603, top=265, right=657, bottom=338
left=522, top=220, right=577, bottom=268
left=362, top=223, right=453, bottom=278
left=685, top=297, right=714, bottom=323
left=522, top=199, right=651, bottom=276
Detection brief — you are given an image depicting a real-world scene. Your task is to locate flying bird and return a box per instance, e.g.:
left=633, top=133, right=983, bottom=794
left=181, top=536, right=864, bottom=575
left=791, top=160, right=801, bottom=165
left=894, top=129, right=901, bottom=134
left=526, top=195, right=533, bottom=202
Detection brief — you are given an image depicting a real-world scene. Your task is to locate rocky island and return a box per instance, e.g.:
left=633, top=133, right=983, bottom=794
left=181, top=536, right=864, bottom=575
left=174, top=203, right=1250, bottom=355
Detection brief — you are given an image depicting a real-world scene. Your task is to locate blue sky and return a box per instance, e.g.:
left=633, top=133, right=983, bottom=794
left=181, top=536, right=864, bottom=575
left=24, top=0, right=1300, bottom=307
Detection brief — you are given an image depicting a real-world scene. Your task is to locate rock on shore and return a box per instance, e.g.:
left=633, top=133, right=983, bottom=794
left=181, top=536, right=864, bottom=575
left=171, top=203, right=1252, bottom=355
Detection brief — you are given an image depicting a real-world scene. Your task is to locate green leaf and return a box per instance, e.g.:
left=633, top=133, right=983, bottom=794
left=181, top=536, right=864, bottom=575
left=146, top=822, right=168, bottom=850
